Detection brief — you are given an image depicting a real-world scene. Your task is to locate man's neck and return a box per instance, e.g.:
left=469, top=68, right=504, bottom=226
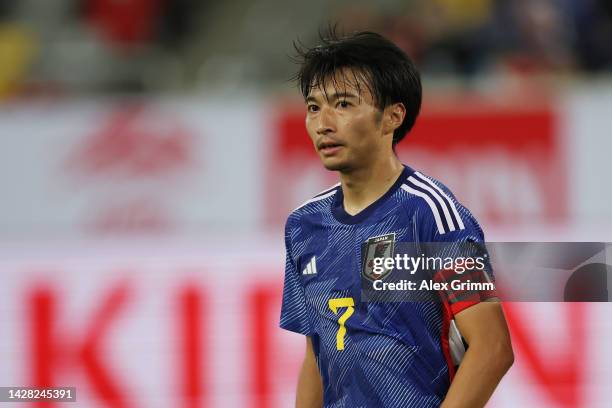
left=340, top=156, right=404, bottom=216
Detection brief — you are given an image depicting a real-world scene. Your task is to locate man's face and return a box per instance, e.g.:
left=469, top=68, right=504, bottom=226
left=305, top=70, right=386, bottom=172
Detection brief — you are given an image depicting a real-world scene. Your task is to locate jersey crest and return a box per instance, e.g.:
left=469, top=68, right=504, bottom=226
left=362, top=233, right=396, bottom=281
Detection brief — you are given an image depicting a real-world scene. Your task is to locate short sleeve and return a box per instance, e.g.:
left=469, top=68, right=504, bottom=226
left=420, top=202, right=497, bottom=316
left=279, top=216, right=313, bottom=335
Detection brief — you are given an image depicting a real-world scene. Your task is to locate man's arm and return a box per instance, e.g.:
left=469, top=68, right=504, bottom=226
left=441, top=301, right=514, bottom=408
left=296, top=336, right=323, bottom=408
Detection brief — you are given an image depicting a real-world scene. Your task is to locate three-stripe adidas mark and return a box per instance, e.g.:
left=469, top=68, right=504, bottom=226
left=401, top=172, right=465, bottom=235
left=302, top=256, right=318, bottom=275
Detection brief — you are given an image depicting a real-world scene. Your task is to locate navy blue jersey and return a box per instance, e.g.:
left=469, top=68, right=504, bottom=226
left=280, top=165, right=496, bottom=407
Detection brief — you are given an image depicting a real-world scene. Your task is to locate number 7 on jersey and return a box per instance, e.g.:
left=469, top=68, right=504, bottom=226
left=328, top=297, right=355, bottom=351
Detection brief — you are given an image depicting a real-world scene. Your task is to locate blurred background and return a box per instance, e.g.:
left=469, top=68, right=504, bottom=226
left=0, top=0, right=611, bottom=406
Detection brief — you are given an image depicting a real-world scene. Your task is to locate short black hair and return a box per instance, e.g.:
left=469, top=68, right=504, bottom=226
left=292, top=28, right=422, bottom=146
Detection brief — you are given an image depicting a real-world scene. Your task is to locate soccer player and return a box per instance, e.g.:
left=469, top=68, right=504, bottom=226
left=279, top=30, right=513, bottom=407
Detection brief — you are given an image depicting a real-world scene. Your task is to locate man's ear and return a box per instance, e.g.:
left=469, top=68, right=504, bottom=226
left=382, top=103, right=406, bottom=135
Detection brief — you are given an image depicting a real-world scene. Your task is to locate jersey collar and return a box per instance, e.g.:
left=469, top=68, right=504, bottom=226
left=331, top=165, right=414, bottom=224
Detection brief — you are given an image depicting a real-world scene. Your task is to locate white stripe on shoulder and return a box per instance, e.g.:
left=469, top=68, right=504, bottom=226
left=293, top=188, right=338, bottom=211
left=407, top=175, right=456, bottom=232
left=314, top=182, right=341, bottom=197
left=401, top=184, right=446, bottom=234
left=414, top=172, right=465, bottom=230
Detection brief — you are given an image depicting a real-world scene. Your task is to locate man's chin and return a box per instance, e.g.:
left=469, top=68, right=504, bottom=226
left=321, top=158, right=350, bottom=172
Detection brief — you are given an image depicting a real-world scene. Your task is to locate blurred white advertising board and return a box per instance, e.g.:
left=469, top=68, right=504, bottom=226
left=0, top=239, right=611, bottom=407
left=1, top=89, right=612, bottom=237
left=0, top=98, right=265, bottom=238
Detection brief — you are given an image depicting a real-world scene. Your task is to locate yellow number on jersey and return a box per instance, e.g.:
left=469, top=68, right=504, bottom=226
left=328, top=297, right=355, bottom=351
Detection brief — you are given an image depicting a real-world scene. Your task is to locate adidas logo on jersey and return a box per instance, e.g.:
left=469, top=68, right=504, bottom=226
left=302, top=256, right=318, bottom=275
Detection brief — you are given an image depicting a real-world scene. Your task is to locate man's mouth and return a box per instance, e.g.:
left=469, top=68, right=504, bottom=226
left=319, top=142, right=342, bottom=151
left=318, top=141, right=344, bottom=155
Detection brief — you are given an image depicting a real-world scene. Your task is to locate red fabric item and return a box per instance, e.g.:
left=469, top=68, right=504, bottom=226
left=87, top=0, right=161, bottom=46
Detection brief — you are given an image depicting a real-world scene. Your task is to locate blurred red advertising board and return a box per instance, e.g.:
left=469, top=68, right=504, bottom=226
left=268, top=99, right=565, bottom=228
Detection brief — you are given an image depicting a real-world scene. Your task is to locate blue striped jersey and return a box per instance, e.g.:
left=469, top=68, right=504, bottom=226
left=279, top=165, right=495, bottom=407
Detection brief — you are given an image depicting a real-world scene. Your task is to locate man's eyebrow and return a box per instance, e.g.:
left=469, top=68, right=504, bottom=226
left=332, top=92, right=358, bottom=100
left=306, top=92, right=359, bottom=104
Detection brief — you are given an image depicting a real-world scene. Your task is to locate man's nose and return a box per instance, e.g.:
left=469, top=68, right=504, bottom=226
left=316, top=106, right=336, bottom=135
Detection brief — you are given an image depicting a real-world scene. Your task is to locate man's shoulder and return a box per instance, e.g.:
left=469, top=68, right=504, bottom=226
left=398, top=169, right=456, bottom=201
left=398, top=170, right=479, bottom=237
left=285, top=182, right=341, bottom=227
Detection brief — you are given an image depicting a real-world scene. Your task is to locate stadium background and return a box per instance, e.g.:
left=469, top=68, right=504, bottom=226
left=0, top=0, right=611, bottom=406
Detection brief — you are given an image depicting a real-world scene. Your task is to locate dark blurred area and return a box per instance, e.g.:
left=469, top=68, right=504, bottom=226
left=354, top=0, right=612, bottom=78
left=1, top=0, right=611, bottom=98
left=0, top=0, right=208, bottom=95
left=564, top=263, right=610, bottom=302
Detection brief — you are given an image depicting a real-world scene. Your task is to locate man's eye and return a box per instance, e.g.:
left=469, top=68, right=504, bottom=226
left=307, top=105, right=319, bottom=113
left=338, top=100, right=350, bottom=108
